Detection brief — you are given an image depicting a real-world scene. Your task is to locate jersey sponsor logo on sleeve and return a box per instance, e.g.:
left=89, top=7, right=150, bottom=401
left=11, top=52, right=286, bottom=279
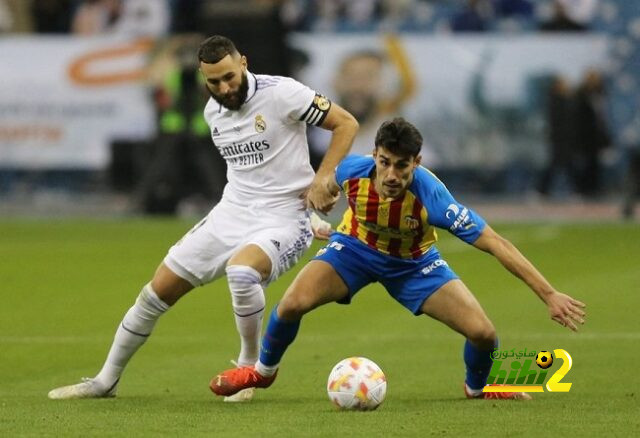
left=448, top=206, right=476, bottom=232
left=299, top=93, right=331, bottom=126
left=445, top=203, right=460, bottom=219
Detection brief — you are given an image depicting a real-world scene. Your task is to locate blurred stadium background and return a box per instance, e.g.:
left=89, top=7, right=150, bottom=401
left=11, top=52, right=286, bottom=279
left=0, top=0, right=639, bottom=219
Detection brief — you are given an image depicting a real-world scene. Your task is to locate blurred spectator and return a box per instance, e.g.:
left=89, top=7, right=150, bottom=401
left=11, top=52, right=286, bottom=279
left=71, top=0, right=121, bottom=34
left=279, top=0, right=312, bottom=31
left=170, top=0, right=205, bottom=33
left=493, top=0, right=533, bottom=18
left=0, top=0, right=12, bottom=31
left=0, top=0, right=34, bottom=33
left=379, top=0, right=414, bottom=30
left=31, top=0, right=72, bottom=33
left=133, top=36, right=226, bottom=214
left=111, top=0, right=170, bottom=37
left=556, top=0, right=598, bottom=28
left=537, top=75, right=579, bottom=196
left=311, top=0, right=343, bottom=31
left=573, top=69, right=611, bottom=196
left=344, top=0, right=380, bottom=27
left=539, top=0, right=587, bottom=32
left=492, top=0, right=533, bottom=31
left=450, top=0, right=493, bottom=32
left=72, top=0, right=169, bottom=37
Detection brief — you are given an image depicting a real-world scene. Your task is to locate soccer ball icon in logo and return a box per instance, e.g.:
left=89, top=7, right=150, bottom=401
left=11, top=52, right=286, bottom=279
left=536, top=351, right=554, bottom=369
left=327, top=357, right=387, bottom=410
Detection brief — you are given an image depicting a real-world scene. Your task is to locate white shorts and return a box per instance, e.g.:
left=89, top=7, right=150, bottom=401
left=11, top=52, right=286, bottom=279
left=164, top=199, right=313, bottom=287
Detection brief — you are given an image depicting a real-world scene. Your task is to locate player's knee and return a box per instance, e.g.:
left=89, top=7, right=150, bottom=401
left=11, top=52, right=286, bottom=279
left=467, top=322, right=497, bottom=349
left=226, top=265, right=263, bottom=292
left=278, top=291, right=315, bottom=319
left=134, top=283, right=170, bottom=320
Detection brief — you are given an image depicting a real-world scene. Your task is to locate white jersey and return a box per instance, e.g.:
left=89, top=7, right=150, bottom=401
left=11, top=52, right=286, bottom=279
left=204, top=72, right=331, bottom=212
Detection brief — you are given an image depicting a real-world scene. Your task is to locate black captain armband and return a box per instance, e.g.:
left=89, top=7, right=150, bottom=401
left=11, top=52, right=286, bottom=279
left=299, top=93, right=332, bottom=126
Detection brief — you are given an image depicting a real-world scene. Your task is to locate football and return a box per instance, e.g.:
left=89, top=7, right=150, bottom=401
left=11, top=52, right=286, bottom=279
left=536, top=351, right=554, bottom=369
left=327, top=357, right=387, bottom=410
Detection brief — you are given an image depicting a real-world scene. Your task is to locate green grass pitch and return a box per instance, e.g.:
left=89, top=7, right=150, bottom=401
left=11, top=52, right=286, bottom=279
left=1, top=219, right=639, bottom=436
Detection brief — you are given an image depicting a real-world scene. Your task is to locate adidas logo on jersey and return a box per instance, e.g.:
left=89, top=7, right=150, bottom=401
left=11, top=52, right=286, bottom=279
left=212, top=127, right=220, bottom=136
left=270, top=239, right=281, bottom=250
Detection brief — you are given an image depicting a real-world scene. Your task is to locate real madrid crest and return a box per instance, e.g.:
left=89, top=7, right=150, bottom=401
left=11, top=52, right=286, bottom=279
left=255, top=114, right=266, bottom=133
left=313, top=94, right=330, bottom=111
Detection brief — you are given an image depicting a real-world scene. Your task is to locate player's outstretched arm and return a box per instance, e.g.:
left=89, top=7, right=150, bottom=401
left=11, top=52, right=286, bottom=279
left=472, top=225, right=586, bottom=331
left=307, top=103, right=358, bottom=213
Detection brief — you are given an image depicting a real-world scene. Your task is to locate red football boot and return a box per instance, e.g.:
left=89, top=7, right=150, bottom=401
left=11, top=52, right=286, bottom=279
left=210, top=366, right=277, bottom=397
left=464, top=383, right=532, bottom=400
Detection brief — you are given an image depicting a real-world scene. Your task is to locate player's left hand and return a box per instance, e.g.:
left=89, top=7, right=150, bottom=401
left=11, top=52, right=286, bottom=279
left=310, top=212, right=333, bottom=240
left=545, top=291, right=586, bottom=331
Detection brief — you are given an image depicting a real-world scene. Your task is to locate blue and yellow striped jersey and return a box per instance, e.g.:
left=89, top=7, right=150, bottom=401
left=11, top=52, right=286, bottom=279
left=335, top=155, right=487, bottom=259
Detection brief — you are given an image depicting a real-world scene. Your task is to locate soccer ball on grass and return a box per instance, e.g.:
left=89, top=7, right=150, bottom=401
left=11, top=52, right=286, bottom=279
left=327, top=357, right=387, bottom=410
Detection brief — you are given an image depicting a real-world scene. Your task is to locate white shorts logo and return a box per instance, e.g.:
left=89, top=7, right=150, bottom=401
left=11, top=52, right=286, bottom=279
left=421, top=259, right=448, bottom=275
left=329, top=242, right=344, bottom=251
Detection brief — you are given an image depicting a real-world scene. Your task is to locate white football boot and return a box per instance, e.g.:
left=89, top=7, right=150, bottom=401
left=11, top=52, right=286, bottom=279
left=48, top=377, right=118, bottom=400
left=223, top=387, right=255, bottom=402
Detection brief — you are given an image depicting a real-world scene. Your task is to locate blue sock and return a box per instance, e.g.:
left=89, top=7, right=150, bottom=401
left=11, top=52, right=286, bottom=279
left=464, top=339, right=498, bottom=390
left=259, top=305, right=300, bottom=366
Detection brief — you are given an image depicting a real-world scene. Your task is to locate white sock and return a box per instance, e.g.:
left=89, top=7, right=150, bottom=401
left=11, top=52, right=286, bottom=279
left=226, top=265, right=265, bottom=367
left=95, top=284, right=169, bottom=387
left=255, top=360, right=278, bottom=378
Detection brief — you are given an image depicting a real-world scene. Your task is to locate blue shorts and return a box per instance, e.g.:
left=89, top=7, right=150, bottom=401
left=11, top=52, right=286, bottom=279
left=313, top=234, right=459, bottom=315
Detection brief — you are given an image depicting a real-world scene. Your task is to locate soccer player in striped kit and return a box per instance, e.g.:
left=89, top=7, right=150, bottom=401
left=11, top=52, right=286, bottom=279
left=48, top=35, right=358, bottom=402
left=211, top=117, right=586, bottom=400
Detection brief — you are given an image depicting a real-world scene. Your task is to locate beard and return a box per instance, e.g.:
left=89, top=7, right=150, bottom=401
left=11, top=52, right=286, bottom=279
left=207, top=72, right=249, bottom=111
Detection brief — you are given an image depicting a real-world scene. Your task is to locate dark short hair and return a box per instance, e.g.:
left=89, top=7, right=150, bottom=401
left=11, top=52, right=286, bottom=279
left=374, top=117, right=423, bottom=157
left=198, top=35, right=239, bottom=64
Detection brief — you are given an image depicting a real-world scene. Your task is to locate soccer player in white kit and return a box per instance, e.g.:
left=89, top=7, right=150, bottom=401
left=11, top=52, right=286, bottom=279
left=48, top=35, right=359, bottom=401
